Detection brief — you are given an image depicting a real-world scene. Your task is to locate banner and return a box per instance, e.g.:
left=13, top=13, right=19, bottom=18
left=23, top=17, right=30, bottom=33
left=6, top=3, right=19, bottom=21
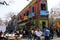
left=24, top=16, right=28, bottom=20
left=40, top=10, right=47, bottom=15
left=29, top=12, right=35, bottom=18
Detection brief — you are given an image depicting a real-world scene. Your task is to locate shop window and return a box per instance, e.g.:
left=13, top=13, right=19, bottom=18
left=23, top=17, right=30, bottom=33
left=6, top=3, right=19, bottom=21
left=41, top=4, right=46, bottom=10
left=26, top=10, right=29, bottom=16
left=32, top=7, right=34, bottom=12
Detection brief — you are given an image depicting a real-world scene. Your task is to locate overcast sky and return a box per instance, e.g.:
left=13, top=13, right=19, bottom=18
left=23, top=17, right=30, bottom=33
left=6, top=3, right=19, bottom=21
left=0, top=0, right=60, bottom=20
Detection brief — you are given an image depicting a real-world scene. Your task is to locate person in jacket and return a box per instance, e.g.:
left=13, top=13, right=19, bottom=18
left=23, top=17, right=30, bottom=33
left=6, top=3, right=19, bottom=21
left=28, top=27, right=33, bottom=40
left=35, top=28, right=42, bottom=40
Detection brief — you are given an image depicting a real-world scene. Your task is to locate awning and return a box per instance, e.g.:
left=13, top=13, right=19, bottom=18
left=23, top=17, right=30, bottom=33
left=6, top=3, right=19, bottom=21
left=19, top=21, right=30, bottom=26
left=19, top=22, right=26, bottom=26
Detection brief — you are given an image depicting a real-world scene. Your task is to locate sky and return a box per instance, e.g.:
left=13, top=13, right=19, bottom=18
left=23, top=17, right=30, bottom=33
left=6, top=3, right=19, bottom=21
left=0, top=0, right=60, bottom=20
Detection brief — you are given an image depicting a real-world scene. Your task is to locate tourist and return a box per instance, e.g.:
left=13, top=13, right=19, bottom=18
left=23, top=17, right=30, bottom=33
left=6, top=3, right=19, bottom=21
left=15, top=30, right=21, bottom=40
left=35, top=28, right=42, bottom=40
left=44, top=27, right=50, bottom=40
left=33, top=28, right=37, bottom=40
left=28, top=27, right=33, bottom=40
left=23, top=30, right=26, bottom=38
left=50, top=27, right=54, bottom=39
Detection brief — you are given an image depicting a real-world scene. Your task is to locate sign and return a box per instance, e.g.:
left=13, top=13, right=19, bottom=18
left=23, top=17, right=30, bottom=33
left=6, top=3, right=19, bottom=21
left=40, top=10, right=48, bottom=15
left=56, top=22, right=60, bottom=28
left=24, top=16, right=28, bottom=20
left=29, top=12, right=35, bottom=18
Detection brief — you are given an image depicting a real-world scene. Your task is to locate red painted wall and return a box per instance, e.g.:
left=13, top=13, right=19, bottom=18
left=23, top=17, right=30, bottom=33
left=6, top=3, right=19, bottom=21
left=20, top=0, right=41, bottom=27
left=29, top=6, right=32, bottom=14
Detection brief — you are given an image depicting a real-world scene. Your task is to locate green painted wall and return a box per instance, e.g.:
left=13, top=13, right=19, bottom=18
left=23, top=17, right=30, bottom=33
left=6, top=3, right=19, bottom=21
left=32, top=19, right=48, bottom=28
left=39, top=20, right=48, bottom=27
left=32, top=19, right=36, bottom=25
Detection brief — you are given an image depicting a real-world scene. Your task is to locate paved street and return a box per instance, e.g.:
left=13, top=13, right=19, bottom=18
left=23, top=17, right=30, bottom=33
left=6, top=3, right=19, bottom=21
left=21, top=37, right=60, bottom=40
left=52, top=37, right=60, bottom=40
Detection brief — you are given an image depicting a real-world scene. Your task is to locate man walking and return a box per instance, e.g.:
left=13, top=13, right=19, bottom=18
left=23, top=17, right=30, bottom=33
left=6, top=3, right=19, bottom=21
left=44, top=27, right=50, bottom=40
left=28, top=27, right=33, bottom=40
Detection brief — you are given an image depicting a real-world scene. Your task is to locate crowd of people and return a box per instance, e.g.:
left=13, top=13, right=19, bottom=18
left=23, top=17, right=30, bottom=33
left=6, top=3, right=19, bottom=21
left=0, top=26, right=59, bottom=40
left=27, top=27, right=50, bottom=40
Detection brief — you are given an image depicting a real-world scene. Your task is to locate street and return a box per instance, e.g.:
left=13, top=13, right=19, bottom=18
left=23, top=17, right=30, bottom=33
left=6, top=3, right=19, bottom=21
left=52, top=37, right=60, bottom=40
left=22, top=38, right=60, bottom=40
left=22, top=36, right=60, bottom=40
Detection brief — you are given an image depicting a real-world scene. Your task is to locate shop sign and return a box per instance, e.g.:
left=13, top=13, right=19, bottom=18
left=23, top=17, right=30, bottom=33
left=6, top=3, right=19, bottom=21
left=24, top=16, right=28, bottom=20
left=56, top=22, right=60, bottom=28
left=29, top=12, right=35, bottom=18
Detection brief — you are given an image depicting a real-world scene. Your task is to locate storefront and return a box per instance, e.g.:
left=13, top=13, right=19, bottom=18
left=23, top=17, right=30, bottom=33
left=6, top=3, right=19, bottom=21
left=40, top=20, right=48, bottom=29
left=56, top=19, right=60, bottom=28
left=56, top=19, right=60, bottom=37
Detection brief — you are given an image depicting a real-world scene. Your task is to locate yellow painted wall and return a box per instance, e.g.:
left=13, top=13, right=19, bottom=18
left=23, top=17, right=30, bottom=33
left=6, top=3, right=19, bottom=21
left=40, top=20, right=48, bottom=27
left=24, top=16, right=28, bottom=20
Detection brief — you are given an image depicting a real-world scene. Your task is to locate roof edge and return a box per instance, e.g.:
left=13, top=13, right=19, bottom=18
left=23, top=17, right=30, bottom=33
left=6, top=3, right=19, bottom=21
left=17, top=0, right=37, bottom=17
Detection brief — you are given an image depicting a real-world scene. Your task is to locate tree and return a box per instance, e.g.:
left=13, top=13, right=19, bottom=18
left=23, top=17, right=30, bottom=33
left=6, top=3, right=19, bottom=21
left=5, top=12, right=15, bottom=21
left=4, top=20, right=9, bottom=25
left=5, top=12, right=17, bottom=33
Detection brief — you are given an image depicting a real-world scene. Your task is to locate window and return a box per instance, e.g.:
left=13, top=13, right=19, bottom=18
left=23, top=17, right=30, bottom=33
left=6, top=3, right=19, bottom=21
left=32, top=7, right=34, bottom=12
left=42, top=21, right=46, bottom=29
left=26, top=10, right=29, bottom=16
left=24, top=13, right=25, bottom=16
left=41, top=4, right=46, bottom=10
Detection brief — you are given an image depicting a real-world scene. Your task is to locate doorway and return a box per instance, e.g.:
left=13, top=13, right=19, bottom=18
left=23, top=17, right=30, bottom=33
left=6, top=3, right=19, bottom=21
left=42, top=21, right=46, bottom=29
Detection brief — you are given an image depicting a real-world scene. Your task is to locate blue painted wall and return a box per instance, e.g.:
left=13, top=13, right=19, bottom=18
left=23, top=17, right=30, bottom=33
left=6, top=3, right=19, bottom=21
left=40, top=10, right=48, bottom=15
left=29, top=12, right=35, bottom=18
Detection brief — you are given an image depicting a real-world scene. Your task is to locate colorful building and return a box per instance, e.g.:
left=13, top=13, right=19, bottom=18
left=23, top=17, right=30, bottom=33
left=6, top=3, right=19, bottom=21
left=17, top=0, right=48, bottom=29
left=56, top=18, right=60, bottom=28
